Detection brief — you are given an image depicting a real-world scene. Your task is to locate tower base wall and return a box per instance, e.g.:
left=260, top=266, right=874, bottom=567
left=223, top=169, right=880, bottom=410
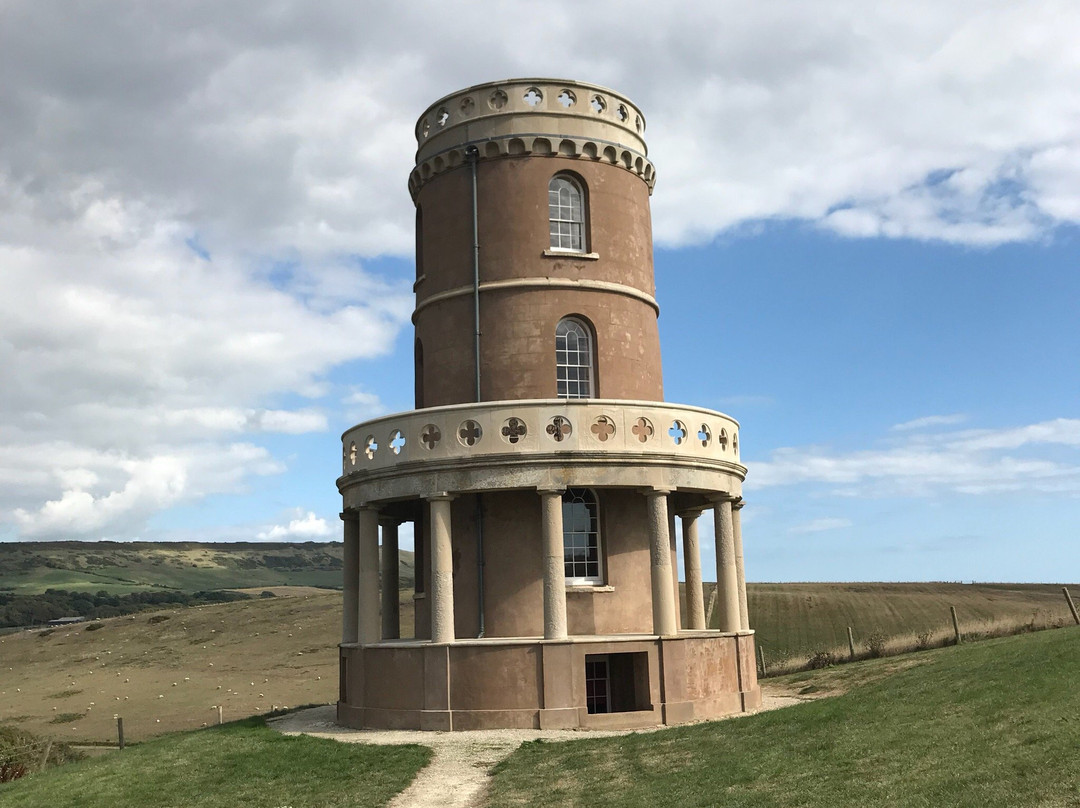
left=337, top=633, right=760, bottom=731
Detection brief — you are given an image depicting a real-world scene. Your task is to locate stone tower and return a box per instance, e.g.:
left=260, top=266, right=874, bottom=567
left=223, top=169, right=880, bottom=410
left=337, top=79, right=759, bottom=731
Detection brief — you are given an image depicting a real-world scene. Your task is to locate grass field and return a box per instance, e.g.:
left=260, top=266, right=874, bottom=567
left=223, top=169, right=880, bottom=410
left=0, top=715, right=430, bottom=808
left=0, top=589, right=410, bottom=744
left=697, top=581, right=1078, bottom=665
left=0, top=541, right=415, bottom=595
left=485, top=625, right=1080, bottom=807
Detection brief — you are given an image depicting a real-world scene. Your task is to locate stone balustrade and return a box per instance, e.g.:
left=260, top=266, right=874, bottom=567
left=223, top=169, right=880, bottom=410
left=341, top=399, right=741, bottom=477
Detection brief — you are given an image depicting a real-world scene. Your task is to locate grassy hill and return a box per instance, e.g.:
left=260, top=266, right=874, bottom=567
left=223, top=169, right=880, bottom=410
left=0, top=589, right=414, bottom=744
left=699, top=581, right=1077, bottom=664
left=486, top=625, right=1080, bottom=807
left=0, top=541, right=415, bottom=595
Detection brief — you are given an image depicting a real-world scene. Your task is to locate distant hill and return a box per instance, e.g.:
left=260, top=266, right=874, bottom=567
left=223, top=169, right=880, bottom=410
left=0, top=541, right=415, bottom=596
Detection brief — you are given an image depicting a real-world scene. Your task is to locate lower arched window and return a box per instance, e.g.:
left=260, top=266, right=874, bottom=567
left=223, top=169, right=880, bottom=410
left=563, top=488, right=602, bottom=585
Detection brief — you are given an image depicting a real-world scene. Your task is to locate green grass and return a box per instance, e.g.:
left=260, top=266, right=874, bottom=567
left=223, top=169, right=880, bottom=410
left=1, top=716, right=431, bottom=808
left=485, top=626, right=1080, bottom=807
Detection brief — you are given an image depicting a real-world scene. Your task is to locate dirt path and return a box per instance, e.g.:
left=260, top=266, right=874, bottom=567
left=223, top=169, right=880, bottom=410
left=270, top=692, right=806, bottom=808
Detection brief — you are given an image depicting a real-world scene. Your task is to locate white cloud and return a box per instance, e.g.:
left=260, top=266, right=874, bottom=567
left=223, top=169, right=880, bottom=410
left=3, top=1, right=1080, bottom=537
left=789, top=517, right=853, bottom=534
left=892, top=414, right=968, bottom=431
left=257, top=511, right=333, bottom=541
left=750, top=418, right=1080, bottom=496
left=342, top=390, right=387, bottom=423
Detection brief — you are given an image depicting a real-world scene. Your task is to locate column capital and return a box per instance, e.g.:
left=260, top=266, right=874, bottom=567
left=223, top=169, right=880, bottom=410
left=378, top=516, right=403, bottom=528
left=677, top=507, right=705, bottom=520
left=732, top=498, right=746, bottom=511
left=340, top=510, right=359, bottom=522
left=536, top=486, right=566, bottom=496
left=708, top=493, right=738, bottom=505
left=425, top=492, right=455, bottom=503
left=640, top=486, right=674, bottom=497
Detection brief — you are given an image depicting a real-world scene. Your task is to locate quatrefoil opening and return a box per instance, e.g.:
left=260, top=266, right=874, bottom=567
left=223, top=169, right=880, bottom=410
left=591, top=415, right=616, bottom=442
left=546, top=416, right=572, bottom=442
left=458, top=420, right=482, bottom=447
left=668, top=420, right=687, bottom=446
left=420, top=424, right=441, bottom=450
left=501, top=417, right=528, bottom=444
left=632, top=417, right=653, bottom=443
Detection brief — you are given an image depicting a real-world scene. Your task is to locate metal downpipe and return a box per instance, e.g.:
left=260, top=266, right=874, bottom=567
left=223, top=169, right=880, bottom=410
left=466, top=145, right=485, bottom=638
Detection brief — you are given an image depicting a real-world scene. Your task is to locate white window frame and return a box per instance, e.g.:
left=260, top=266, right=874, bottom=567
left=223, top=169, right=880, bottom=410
left=556, top=317, right=594, bottom=399
left=563, top=488, right=603, bottom=586
left=585, top=655, right=610, bottom=714
left=548, top=175, right=586, bottom=252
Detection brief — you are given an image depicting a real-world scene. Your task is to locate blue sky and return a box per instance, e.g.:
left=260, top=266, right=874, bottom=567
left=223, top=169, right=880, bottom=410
left=1, top=2, right=1077, bottom=583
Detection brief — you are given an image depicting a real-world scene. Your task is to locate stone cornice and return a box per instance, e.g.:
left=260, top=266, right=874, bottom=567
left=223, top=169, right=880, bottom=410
left=412, top=277, right=660, bottom=323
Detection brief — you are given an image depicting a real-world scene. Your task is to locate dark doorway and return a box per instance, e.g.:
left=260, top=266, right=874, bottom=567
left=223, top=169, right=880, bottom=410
left=585, top=652, right=650, bottom=714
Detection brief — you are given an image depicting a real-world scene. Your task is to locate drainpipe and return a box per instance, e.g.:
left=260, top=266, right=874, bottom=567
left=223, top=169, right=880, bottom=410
left=466, top=144, right=486, bottom=638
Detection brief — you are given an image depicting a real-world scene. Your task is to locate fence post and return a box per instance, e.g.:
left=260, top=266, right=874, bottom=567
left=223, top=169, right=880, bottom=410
left=704, top=584, right=718, bottom=629
left=1063, top=587, right=1080, bottom=625
left=116, top=716, right=124, bottom=750
left=758, top=644, right=767, bottom=678
left=847, top=626, right=856, bottom=660
left=950, top=606, right=962, bottom=644
left=37, top=741, right=52, bottom=772
left=217, top=705, right=223, bottom=725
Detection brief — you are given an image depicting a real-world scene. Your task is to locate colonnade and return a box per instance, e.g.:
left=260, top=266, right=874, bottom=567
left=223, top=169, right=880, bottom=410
left=340, top=489, right=749, bottom=646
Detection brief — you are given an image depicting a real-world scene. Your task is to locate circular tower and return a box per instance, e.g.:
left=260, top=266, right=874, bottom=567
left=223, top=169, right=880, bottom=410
left=337, top=79, right=759, bottom=731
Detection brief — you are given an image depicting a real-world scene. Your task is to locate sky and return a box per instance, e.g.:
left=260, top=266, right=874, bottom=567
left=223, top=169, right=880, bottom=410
left=1, top=1, right=1078, bottom=582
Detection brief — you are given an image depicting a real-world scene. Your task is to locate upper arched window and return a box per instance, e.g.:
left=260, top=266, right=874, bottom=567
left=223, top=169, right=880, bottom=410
left=556, top=317, right=594, bottom=399
left=549, top=175, right=585, bottom=252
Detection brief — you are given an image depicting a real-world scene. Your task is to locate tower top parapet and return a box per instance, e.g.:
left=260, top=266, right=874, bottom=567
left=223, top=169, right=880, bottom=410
left=409, top=78, right=655, bottom=199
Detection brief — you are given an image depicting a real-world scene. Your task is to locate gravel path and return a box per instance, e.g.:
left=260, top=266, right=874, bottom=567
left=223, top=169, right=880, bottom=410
left=270, top=694, right=803, bottom=808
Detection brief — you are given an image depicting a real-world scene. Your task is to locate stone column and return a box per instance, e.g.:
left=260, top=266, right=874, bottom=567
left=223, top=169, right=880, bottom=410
left=539, top=488, right=568, bottom=640
left=358, top=506, right=381, bottom=645
left=645, top=489, right=678, bottom=636
left=680, top=510, right=707, bottom=630
left=668, top=507, right=681, bottom=631
left=341, top=511, right=359, bottom=644
left=732, top=499, right=750, bottom=631
left=713, top=498, right=741, bottom=633
left=380, top=518, right=401, bottom=640
left=428, top=494, right=456, bottom=644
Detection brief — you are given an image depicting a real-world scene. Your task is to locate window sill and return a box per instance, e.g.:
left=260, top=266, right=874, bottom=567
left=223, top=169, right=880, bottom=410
left=543, top=250, right=600, bottom=261
left=566, top=584, right=614, bottom=593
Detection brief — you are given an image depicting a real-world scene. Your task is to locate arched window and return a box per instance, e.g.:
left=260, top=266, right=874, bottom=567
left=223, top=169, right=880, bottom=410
left=563, top=488, right=602, bottom=584
left=549, top=175, right=585, bottom=252
left=555, top=317, right=594, bottom=399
